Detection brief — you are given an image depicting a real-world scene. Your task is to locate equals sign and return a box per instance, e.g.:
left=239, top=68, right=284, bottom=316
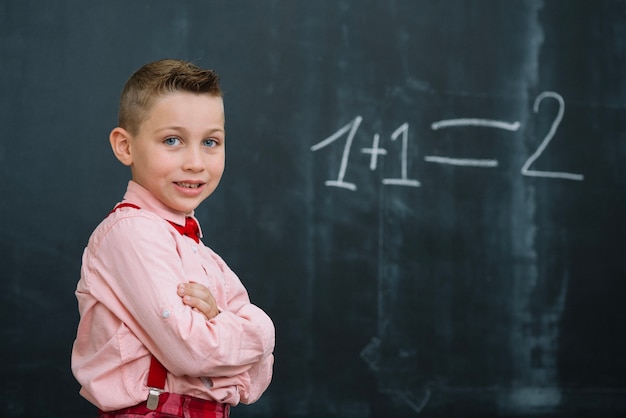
left=426, top=118, right=521, bottom=167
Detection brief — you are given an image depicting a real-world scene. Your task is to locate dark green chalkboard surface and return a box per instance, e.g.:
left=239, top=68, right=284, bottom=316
left=1, top=1, right=625, bottom=417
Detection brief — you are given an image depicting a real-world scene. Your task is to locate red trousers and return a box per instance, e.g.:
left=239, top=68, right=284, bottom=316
left=98, top=393, right=230, bottom=418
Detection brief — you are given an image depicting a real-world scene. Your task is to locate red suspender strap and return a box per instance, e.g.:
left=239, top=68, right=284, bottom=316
left=107, top=202, right=168, bottom=409
left=108, top=202, right=140, bottom=216
left=147, top=355, right=168, bottom=389
left=146, top=356, right=167, bottom=409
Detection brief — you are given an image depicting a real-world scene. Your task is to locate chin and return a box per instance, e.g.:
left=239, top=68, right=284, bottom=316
left=168, top=202, right=198, bottom=215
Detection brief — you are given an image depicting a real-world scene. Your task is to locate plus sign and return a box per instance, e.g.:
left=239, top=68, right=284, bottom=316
left=361, top=133, right=387, bottom=170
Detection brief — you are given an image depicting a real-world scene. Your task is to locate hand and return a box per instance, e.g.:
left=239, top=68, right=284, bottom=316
left=177, top=282, right=220, bottom=320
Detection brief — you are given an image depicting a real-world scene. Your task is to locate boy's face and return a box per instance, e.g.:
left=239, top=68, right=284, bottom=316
left=124, top=92, right=225, bottom=214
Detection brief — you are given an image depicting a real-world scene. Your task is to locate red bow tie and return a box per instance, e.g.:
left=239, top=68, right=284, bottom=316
left=168, top=217, right=200, bottom=243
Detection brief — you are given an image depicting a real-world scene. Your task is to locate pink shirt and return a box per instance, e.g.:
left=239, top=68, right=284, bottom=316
left=71, top=181, right=275, bottom=411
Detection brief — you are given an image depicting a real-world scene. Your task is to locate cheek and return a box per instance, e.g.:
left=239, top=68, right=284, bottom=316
left=141, top=161, right=166, bottom=180
left=146, top=154, right=177, bottom=176
left=210, top=156, right=226, bottom=176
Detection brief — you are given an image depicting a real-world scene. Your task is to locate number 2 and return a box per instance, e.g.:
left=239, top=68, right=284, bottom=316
left=521, top=91, right=584, bottom=181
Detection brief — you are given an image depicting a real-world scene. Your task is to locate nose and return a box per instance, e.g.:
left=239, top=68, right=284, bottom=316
left=182, top=146, right=204, bottom=172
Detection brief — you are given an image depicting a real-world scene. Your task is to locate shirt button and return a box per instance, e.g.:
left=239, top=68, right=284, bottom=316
left=191, top=245, right=198, bottom=254
left=162, top=310, right=171, bottom=318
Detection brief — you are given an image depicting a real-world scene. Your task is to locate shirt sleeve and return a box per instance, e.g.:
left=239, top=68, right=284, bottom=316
left=202, top=249, right=276, bottom=397
left=208, top=353, right=275, bottom=404
left=87, top=212, right=275, bottom=379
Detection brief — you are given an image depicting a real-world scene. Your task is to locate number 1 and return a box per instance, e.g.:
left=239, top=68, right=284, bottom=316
left=311, top=116, right=363, bottom=191
left=382, top=123, right=421, bottom=187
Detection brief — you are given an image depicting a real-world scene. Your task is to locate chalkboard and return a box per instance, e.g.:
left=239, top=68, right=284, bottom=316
left=1, top=1, right=625, bottom=417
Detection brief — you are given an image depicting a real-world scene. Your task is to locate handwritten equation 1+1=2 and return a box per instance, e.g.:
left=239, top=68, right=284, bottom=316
left=310, top=91, right=584, bottom=191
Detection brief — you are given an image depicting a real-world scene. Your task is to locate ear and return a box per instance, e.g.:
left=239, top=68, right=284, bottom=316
left=109, top=127, right=133, bottom=166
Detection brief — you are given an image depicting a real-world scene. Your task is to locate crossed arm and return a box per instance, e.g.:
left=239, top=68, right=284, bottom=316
left=178, top=281, right=220, bottom=320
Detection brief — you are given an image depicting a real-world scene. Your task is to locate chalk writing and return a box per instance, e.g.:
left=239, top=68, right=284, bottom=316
left=381, top=123, right=421, bottom=187
left=361, top=133, right=386, bottom=171
left=431, top=118, right=521, bottom=131
left=423, top=156, right=499, bottom=167
left=310, top=116, right=362, bottom=191
left=426, top=117, right=521, bottom=167
left=521, top=91, right=584, bottom=181
left=311, top=91, right=584, bottom=190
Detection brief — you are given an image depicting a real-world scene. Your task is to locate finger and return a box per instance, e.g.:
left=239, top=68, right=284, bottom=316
left=181, top=291, right=219, bottom=320
left=178, top=283, right=213, bottom=300
left=177, top=283, right=219, bottom=318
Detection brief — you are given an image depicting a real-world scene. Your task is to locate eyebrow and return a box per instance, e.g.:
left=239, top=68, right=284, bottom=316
left=155, top=126, right=225, bottom=136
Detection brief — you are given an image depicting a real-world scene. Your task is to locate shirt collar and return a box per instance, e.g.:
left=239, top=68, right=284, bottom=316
left=122, top=181, right=203, bottom=238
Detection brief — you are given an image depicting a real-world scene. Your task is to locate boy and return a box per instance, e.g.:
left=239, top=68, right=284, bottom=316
left=71, top=59, right=275, bottom=418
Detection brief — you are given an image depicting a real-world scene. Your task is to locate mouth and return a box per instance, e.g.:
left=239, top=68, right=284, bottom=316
left=175, top=181, right=204, bottom=189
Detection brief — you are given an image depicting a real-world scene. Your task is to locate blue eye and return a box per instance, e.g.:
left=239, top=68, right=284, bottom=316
left=203, top=138, right=218, bottom=148
left=164, top=137, right=180, bottom=146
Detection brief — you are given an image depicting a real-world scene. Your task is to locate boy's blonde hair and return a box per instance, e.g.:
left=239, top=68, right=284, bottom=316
left=118, top=59, right=222, bottom=135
